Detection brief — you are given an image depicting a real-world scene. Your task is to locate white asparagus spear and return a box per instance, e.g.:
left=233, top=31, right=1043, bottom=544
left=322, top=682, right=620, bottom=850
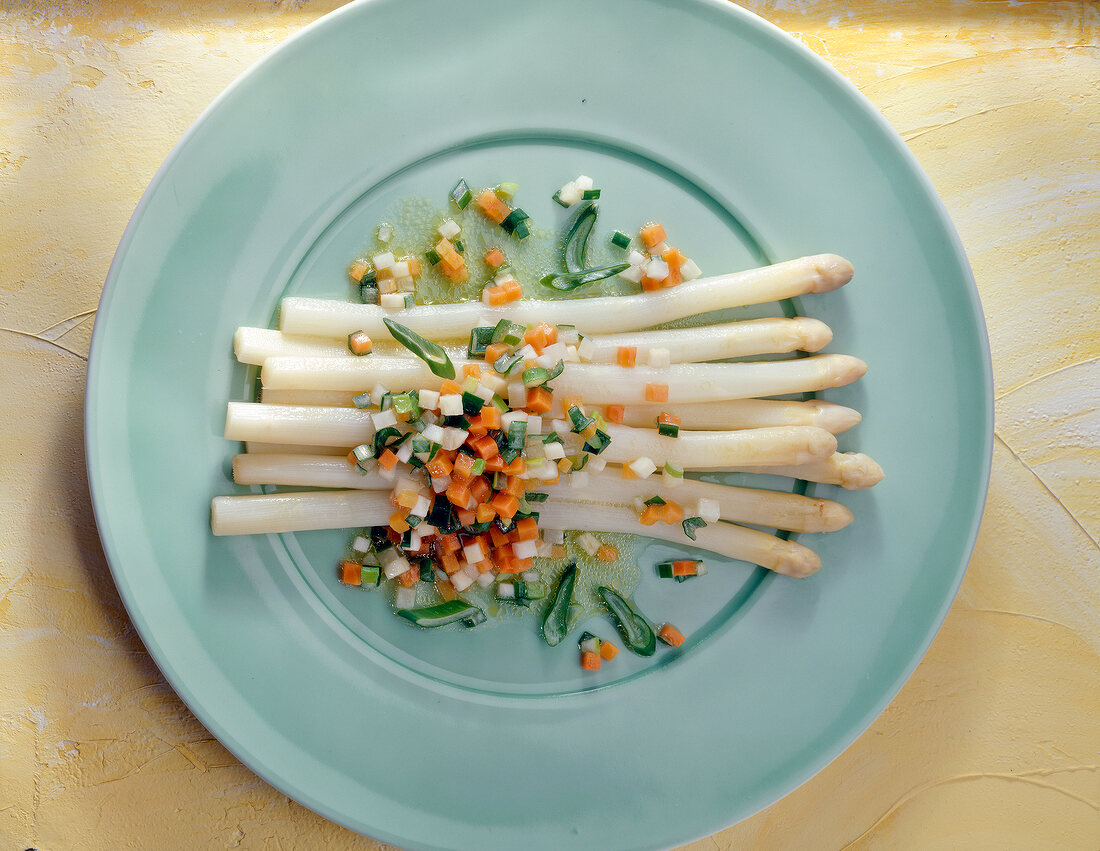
left=256, top=389, right=862, bottom=434
left=535, top=500, right=821, bottom=578
left=585, top=424, right=837, bottom=468
left=540, top=472, right=853, bottom=533
left=225, top=402, right=376, bottom=447
left=230, top=453, right=852, bottom=533
left=259, top=353, right=868, bottom=403
left=705, top=452, right=886, bottom=490
left=237, top=317, right=832, bottom=367
left=209, top=489, right=820, bottom=576
left=618, top=399, right=861, bottom=434
left=226, top=401, right=835, bottom=467
left=578, top=317, right=833, bottom=363
left=233, top=326, right=465, bottom=366
left=278, top=254, right=854, bottom=340
left=245, top=441, right=349, bottom=456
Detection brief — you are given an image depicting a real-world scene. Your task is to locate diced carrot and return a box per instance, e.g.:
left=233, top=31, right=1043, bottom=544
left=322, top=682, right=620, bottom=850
left=490, top=491, right=520, bottom=519
left=640, top=222, right=666, bottom=248
left=489, top=525, right=510, bottom=548
left=474, top=559, right=495, bottom=574
left=622, top=465, right=638, bottom=480
left=484, top=247, right=506, bottom=268
left=442, top=264, right=468, bottom=284
left=395, top=489, right=419, bottom=510
left=426, top=455, right=453, bottom=479
left=644, top=383, right=669, bottom=403
left=605, top=404, right=625, bottom=424
left=375, top=266, right=394, bottom=280
left=475, top=188, right=511, bottom=224
left=551, top=544, right=568, bottom=558
left=436, top=577, right=457, bottom=601
left=389, top=512, right=410, bottom=533
left=525, top=386, right=553, bottom=414
left=501, top=279, right=523, bottom=302
left=557, top=458, right=573, bottom=474
left=595, top=545, right=618, bottom=562
left=672, top=560, right=699, bottom=577
left=513, top=517, right=539, bottom=541
left=456, top=508, right=477, bottom=526
left=504, top=476, right=527, bottom=498
left=500, top=456, right=526, bottom=476
left=580, top=650, right=601, bottom=671
left=445, top=481, right=470, bottom=508
left=347, top=260, right=370, bottom=283
left=346, top=450, right=359, bottom=467
left=406, top=255, right=422, bottom=277
left=580, top=421, right=598, bottom=442
left=398, top=566, right=418, bottom=588
left=484, top=342, right=510, bottom=364
left=439, top=378, right=463, bottom=395
left=437, top=533, right=461, bottom=555
left=657, top=411, right=682, bottom=427
left=378, top=449, right=399, bottom=471
left=465, top=414, right=487, bottom=436
left=470, top=476, right=492, bottom=505
left=470, top=435, right=499, bottom=460
left=485, top=285, right=508, bottom=307
left=639, top=505, right=659, bottom=525
left=523, top=326, right=547, bottom=353
left=562, top=396, right=584, bottom=413
left=479, top=405, right=501, bottom=430
left=451, top=453, right=476, bottom=481
left=640, top=276, right=663, bottom=292
left=439, top=553, right=461, bottom=575
left=659, top=501, right=684, bottom=524
left=347, top=332, right=373, bottom=355
left=495, top=554, right=520, bottom=574
left=658, top=624, right=686, bottom=647
left=599, top=640, right=619, bottom=660
left=513, top=557, right=535, bottom=572
left=463, top=364, right=483, bottom=379
left=616, top=346, right=637, bottom=368
left=339, top=561, right=362, bottom=585
left=483, top=455, right=505, bottom=473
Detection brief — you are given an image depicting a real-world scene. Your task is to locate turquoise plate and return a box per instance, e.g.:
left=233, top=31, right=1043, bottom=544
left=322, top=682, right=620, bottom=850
left=86, top=0, right=992, bottom=848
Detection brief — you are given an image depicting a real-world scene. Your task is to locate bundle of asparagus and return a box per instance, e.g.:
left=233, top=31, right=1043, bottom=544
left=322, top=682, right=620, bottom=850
left=211, top=254, right=883, bottom=579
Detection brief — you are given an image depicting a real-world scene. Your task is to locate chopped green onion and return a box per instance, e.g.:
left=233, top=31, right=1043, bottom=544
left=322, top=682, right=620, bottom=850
left=450, top=179, right=473, bottom=209
left=597, top=586, right=656, bottom=656
left=540, top=263, right=631, bottom=292
left=361, top=563, right=381, bottom=586
left=351, top=391, right=372, bottom=409
left=493, top=351, right=524, bottom=375
left=507, top=420, right=527, bottom=450
left=501, top=208, right=530, bottom=237
left=664, top=461, right=684, bottom=479
left=454, top=238, right=465, bottom=254
left=522, top=366, right=550, bottom=388
left=491, top=319, right=525, bottom=346
left=682, top=516, right=708, bottom=541
left=495, top=181, right=519, bottom=200
left=551, top=189, right=569, bottom=207
left=359, top=284, right=379, bottom=304
left=581, top=188, right=601, bottom=200
left=542, top=432, right=563, bottom=445
left=468, top=326, right=495, bottom=357
left=461, top=391, right=483, bottom=415
left=562, top=200, right=597, bottom=273
left=470, top=457, right=487, bottom=476
left=567, top=405, right=595, bottom=433
left=382, top=317, right=456, bottom=380
left=525, top=491, right=549, bottom=503
left=610, top=230, right=631, bottom=249
left=425, top=248, right=442, bottom=266
left=390, top=391, right=421, bottom=420
left=488, top=394, right=509, bottom=414
left=583, top=427, right=611, bottom=455
left=657, top=419, right=681, bottom=438
left=656, top=562, right=676, bottom=579
left=542, top=563, right=577, bottom=647
left=418, top=558, right=434, bottom=582
left=350, top=443, right=372, bottom=465
left=405, top=513, right=422, bottom=528
left=643, top=495, right=667, bottom=506
left=546, top=359, right=565, bottom=382
left=397, top=600, right=484, bottom=627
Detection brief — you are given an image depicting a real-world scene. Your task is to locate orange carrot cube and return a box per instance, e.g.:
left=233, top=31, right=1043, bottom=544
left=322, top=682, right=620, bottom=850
left=640, top=222, right=666, bottom=248
left=658, top=624, right=686, bottom=647
left=644, top=383, right=669, bottom=403
left=580, top=650, right=601, bottom=671
left=339, top=561, right=362, bottom=586
left=599, top=641, right=619, bottom=660
left=605, top=404, right=625, bottom=424
left=616, top=346, right=637, bottom=367
left=476, top=188, right=511, bottom=224
left=484, top=247, right=506, bottom=268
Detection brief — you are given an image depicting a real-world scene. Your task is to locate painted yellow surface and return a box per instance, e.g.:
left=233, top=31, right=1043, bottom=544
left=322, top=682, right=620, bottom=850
left=1, top=2, right=1097, bottom=848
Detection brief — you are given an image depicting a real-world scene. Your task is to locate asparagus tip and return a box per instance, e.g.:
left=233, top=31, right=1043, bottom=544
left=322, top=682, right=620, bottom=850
left=809, top=254, right=855, bottom=293
left=773, top=539, right=822, bottom=578
left=795, top=316, right=834, bottom=352
left=838, top=453, right=886, bottom=489
left=807, top=400, right=862, bottom=434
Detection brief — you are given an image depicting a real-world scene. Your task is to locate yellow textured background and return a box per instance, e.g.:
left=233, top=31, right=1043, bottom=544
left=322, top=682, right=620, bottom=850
left=1, top=1, right=1097, bottom=848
